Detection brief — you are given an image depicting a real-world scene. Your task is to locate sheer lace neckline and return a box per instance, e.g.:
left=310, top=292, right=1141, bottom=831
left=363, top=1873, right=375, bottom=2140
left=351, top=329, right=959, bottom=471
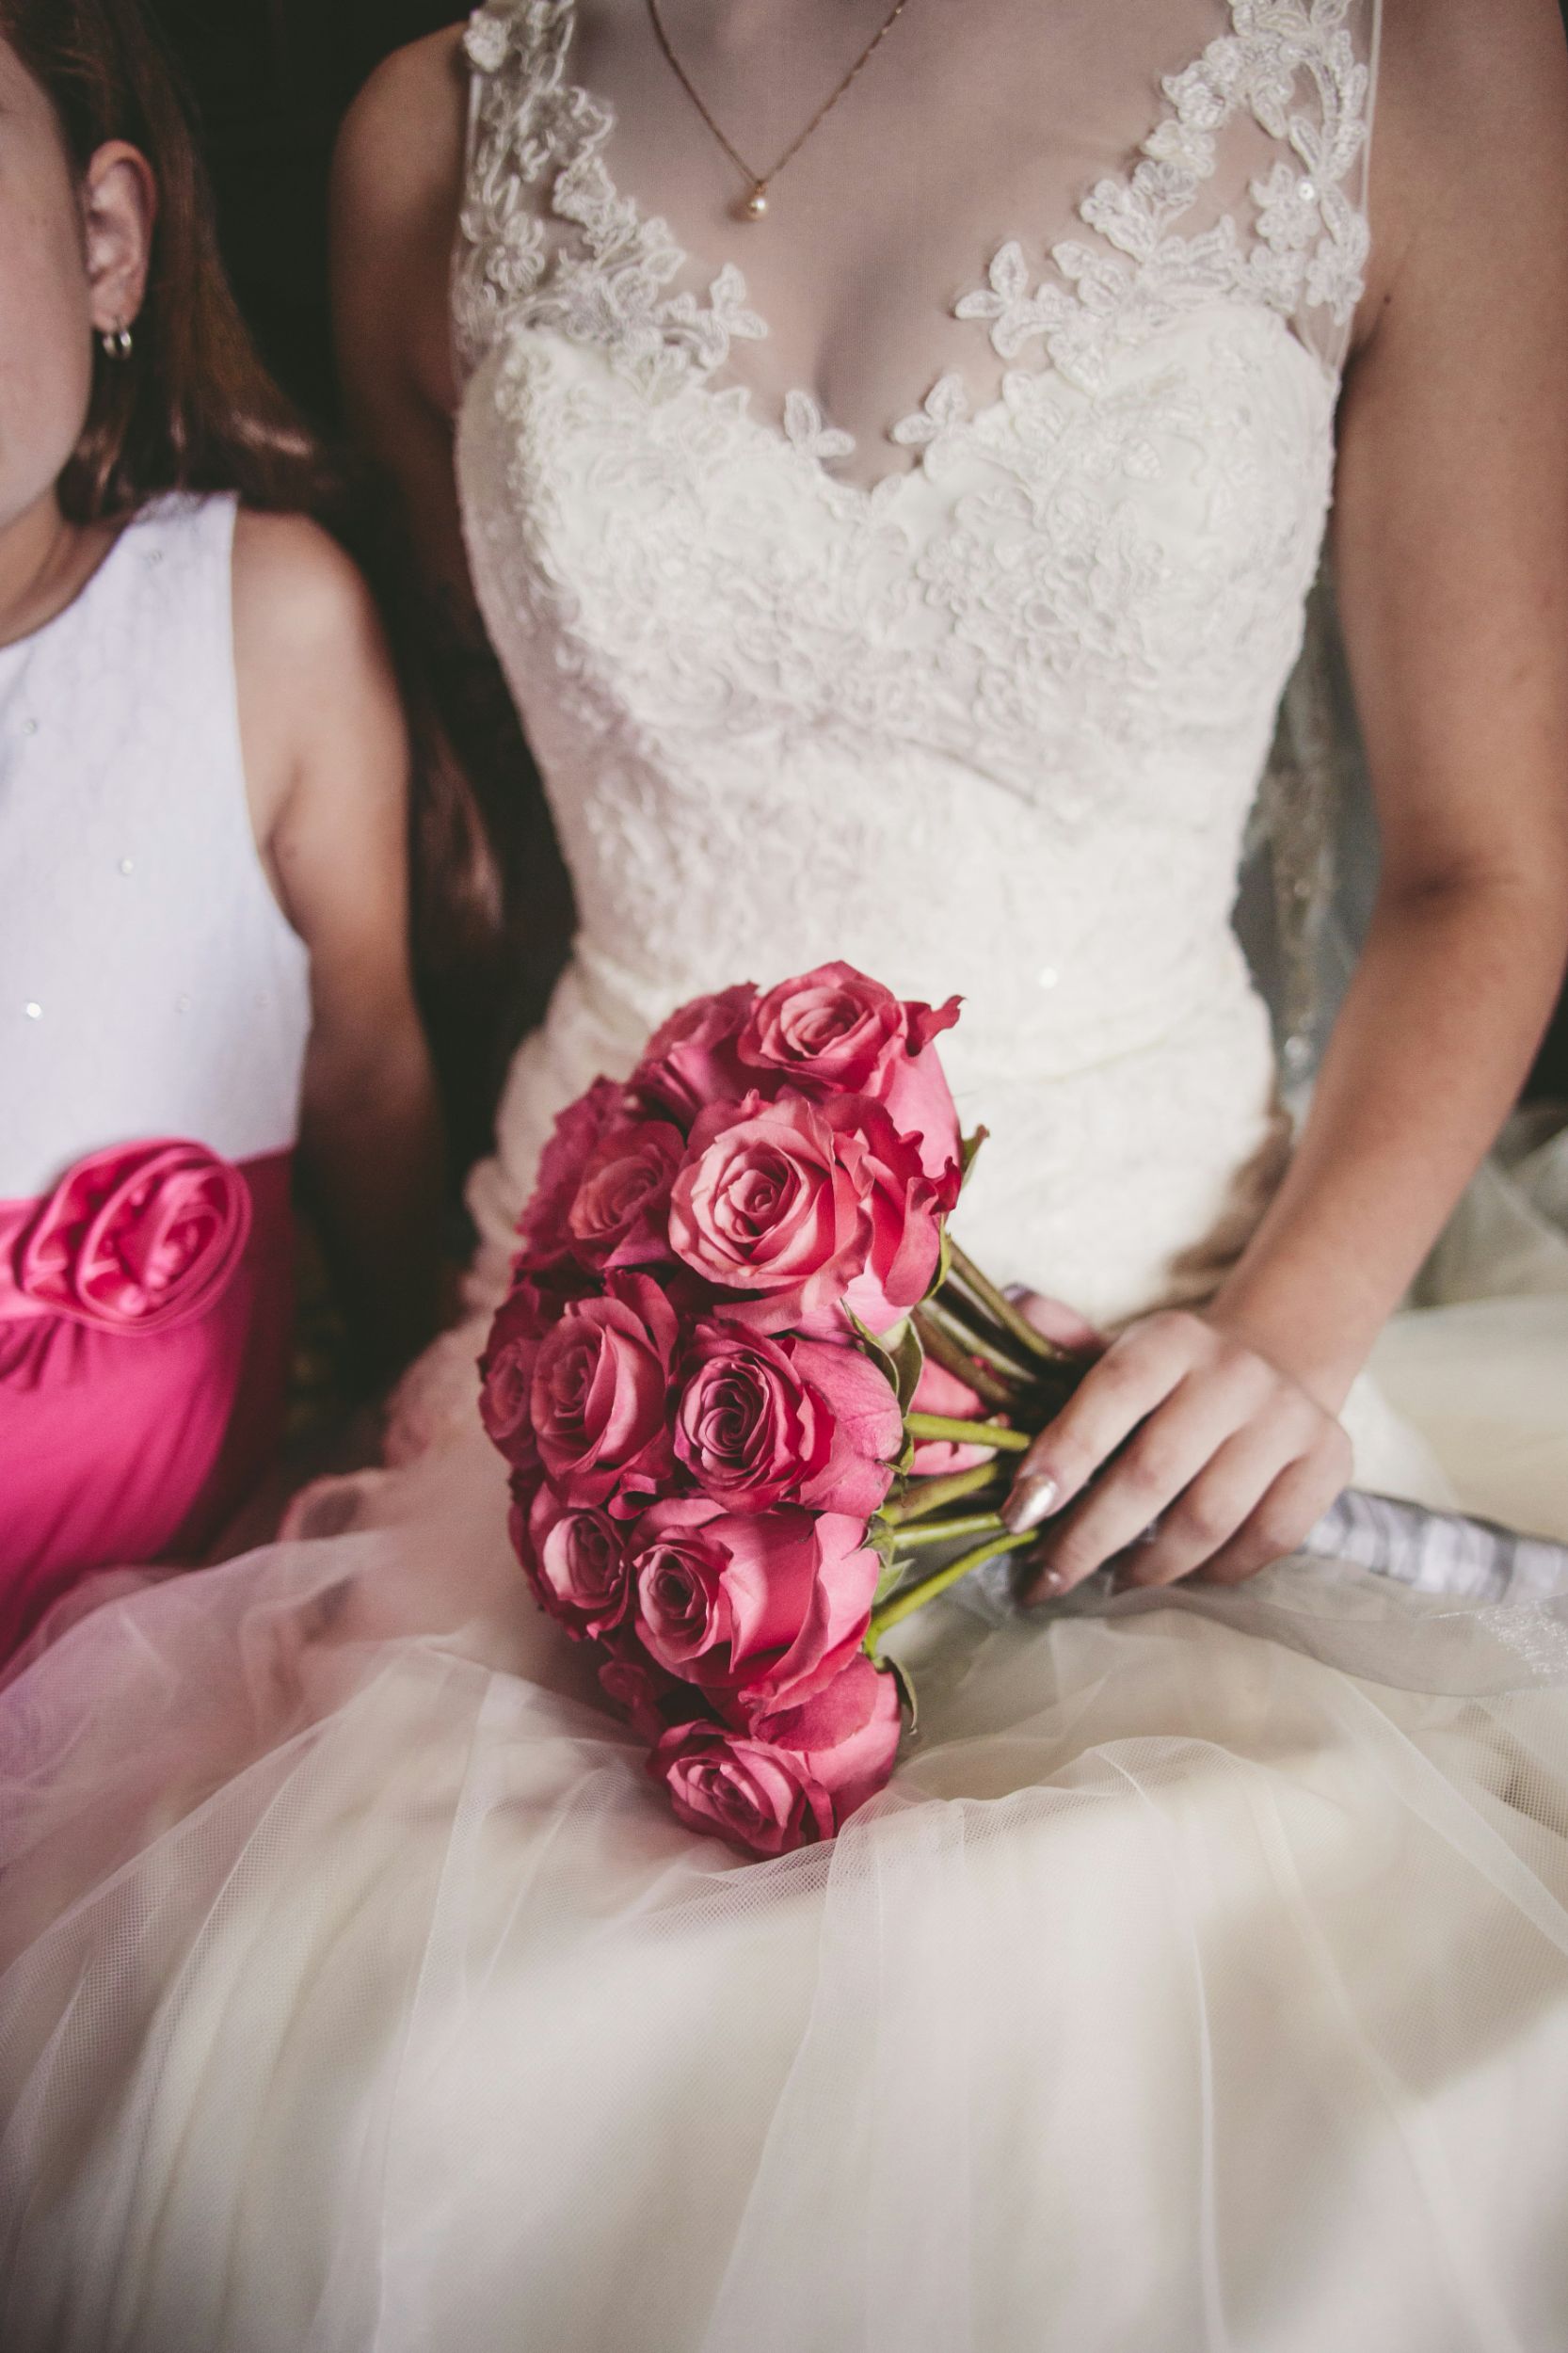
left=458, top=0, right=1371, bottom=507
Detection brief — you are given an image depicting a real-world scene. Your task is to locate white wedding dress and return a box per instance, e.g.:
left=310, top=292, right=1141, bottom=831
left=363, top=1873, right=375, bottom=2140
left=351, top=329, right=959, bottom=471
left=7, top=3, right=1568, bottom=2346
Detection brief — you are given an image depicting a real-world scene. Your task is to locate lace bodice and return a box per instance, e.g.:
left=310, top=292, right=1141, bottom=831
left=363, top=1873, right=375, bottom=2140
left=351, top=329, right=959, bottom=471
left=452, top=0, right=1378, bottom=1326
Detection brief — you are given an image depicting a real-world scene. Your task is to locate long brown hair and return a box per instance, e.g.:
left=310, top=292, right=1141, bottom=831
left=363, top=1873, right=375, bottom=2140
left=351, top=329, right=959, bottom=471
left=2, top=0, right=507, bottom=1125
left=1, top=0, right=332, bottom=521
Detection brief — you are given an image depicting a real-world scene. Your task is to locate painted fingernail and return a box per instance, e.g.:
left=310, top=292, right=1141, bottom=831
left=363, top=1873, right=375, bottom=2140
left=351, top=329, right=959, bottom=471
left=1001, top=1473, right=1060, bottom=1534
left=1022, top=1563, right=1065, bottom=1608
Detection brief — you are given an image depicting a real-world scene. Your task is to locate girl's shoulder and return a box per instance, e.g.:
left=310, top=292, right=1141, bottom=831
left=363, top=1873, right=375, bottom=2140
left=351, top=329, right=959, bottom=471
left=231, top=509, right=384, bottom=669
left=231, top=510, right=404, bottom=844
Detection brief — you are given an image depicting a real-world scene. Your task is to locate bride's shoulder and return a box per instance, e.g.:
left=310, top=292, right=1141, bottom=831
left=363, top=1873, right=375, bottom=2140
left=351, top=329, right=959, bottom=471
left=330, top=25, right=472, bottom=418
left=1356, top=0, right=1568, bottom=330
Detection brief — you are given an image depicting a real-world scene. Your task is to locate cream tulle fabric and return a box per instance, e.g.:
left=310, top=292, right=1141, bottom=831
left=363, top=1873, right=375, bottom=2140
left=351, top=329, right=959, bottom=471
left=8, top=3, right=1568, bottom=2346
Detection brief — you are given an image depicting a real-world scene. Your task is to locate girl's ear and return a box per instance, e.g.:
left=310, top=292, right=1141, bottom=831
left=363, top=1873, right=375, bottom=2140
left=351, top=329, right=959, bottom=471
left=81, top=141, right=158, bottom=338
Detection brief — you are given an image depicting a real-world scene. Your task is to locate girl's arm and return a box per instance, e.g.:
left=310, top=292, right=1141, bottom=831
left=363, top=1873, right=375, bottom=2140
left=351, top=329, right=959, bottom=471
left=234, top=508, right=444, bottom=1385
left=1008, top=0, right=1568, bottom=1591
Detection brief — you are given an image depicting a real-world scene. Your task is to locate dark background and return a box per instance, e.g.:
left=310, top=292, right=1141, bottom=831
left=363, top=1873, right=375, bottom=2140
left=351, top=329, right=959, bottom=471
left=152, top=2, right=1568, bottom=1111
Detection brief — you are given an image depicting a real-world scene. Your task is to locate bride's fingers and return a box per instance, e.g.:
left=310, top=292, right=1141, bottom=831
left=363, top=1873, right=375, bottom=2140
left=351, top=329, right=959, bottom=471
left=1020, top=1369, right=1264, bottom=1598
left=1197, top=1434, right=1353, bottom=1587
left=1003, top=1318, right=1199, bottom=1543
left=1006, top=1289, right=1106, bottom=1355
left=1112, top=1416, right=1311, bottom=1590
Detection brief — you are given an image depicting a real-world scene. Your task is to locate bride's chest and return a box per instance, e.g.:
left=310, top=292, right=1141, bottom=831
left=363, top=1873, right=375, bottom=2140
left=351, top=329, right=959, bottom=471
left=456, top=300, right=1336, bottom=773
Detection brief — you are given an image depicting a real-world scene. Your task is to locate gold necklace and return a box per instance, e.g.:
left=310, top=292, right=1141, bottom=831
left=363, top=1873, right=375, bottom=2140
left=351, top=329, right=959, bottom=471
left=645, top=0, right=916, bottom=221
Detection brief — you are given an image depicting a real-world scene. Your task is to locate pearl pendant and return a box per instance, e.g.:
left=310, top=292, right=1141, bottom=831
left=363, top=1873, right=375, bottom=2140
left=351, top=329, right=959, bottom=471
left=740, top=183, right=768, bottom=220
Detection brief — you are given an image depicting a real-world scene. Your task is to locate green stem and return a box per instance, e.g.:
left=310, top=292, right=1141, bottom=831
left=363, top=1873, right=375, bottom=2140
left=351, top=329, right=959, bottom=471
left=869, top=1528, right=1042, bottom=1643
left=904, top=1413, right=1032, bottom=1453
left=918, top=1299, right=1039, bottom=1391
left=885, top=1464, right=1001, bottom=1524
left=943, top=1241, right=1076, bottom=1367
left=911, top=1306, right=1016, bottom=1409
left=889, top=1511, right=1006, bottom=1552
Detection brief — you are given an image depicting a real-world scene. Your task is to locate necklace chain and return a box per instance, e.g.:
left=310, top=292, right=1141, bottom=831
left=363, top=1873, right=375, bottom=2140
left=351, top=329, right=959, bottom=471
left=645, top=0, right=915, bottom=218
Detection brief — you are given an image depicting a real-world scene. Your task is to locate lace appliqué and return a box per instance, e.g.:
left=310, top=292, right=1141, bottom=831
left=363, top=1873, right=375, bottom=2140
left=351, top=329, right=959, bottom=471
left=455, top=0, right=1371, bottom=482
left=952, top=3, right=1368, bottom=403
left=448, top=0, right=1375, bottom=1319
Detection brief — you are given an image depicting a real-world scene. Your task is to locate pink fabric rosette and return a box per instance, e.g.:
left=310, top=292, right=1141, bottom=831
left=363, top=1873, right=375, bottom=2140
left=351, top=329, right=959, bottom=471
left=2, top=1138, right=253, bottom=1337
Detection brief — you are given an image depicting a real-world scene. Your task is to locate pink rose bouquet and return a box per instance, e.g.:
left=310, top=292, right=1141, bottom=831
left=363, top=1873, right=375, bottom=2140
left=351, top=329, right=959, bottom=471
left=482, top=960, right=1090, bottom=1856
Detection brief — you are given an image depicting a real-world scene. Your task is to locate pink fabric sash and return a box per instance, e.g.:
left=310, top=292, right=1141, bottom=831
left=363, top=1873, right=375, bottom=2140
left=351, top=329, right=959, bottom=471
left=0, top=1141, right=296, bottom=1660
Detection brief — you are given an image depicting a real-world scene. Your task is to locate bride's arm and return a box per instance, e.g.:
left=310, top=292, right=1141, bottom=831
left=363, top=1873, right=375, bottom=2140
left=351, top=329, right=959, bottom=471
left=1008, top=0, right=1568, bottom=1593
left=330, top=30, right=472, bottom=607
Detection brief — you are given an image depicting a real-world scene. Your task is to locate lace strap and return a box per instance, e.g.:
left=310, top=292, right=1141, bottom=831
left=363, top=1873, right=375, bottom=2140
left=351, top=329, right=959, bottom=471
left=452, top=0, right=588, bottom=380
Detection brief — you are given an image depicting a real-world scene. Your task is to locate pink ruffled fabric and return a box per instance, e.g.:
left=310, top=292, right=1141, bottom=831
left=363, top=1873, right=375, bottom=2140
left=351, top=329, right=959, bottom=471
left=0, top=1141, right=295, bottom=1659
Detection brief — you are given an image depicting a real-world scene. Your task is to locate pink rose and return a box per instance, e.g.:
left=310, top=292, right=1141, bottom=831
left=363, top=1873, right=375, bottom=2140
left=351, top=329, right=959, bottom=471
left=737, top=962, right=963, bottom=1192
left=479, top=1257, right=596, bottom=1470
left=648, top=1655, right=903, bottom=1855
left=667, top=1091, right=861, bottom=1325
left=520, top=1486, right=632, bottom=1641
left=908, top=1355, right=993, bottom=1475
left=529, top=1271, right=679, bottom=1509
left=14, top=1138, right=252, bottom=1336
left=648, top=1723, right=832, bottom=1856
left=674, top=1324, right=902, bottom=1516
left=757, top=1652, right=904, bottom=1818
left=520, top=1079, right=629, bottom=1258
left=629, top=984, right=758, bottom=1126
left=566, top=1118, right=684, bottom=1267
left=632, top=1498, right=878, bottom=1719
left=598, top=1651, right=706, bottom=1743
left=817, top=1096, right=946, bottom=1333
left=667, top=1092, right=943, bottom=1336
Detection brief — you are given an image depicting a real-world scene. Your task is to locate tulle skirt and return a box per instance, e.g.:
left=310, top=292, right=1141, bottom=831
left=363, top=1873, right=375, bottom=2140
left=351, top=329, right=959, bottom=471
left=4, top=1122, right=1568, bottom=2353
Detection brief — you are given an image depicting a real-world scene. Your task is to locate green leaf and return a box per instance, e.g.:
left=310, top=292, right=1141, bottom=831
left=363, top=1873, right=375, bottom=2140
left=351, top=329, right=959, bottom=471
left=926, top=1223, right=953, bottom=1305
left=885, top=1318, right=927, bottom=1413
left=872, top=1557, right=909, bottom=1608
left=867, top=1513, right=900, bottom=1572
left=959, top=1124, right=989, bottom=1186
left=847, top=1310, right=902, bottom=1399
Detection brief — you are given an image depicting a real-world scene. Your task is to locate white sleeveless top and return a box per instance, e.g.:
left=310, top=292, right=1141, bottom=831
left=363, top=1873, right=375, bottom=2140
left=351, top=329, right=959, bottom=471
left=0, top=493, right=311, bottom=1202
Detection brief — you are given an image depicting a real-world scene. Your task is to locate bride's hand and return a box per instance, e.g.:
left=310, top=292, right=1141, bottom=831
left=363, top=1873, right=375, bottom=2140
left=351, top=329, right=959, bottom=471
left=1001, top=1307, right=1352, bottom=1598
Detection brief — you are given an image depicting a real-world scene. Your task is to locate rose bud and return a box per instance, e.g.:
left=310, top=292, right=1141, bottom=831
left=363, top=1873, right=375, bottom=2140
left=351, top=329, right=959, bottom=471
left=520, top=1487, right=633, bottom=1641
left=529, top=1271, right=680, bottom=1509
left=567, top=1118, right=685, bottom=1268
left=674, top=1324, right=902, bottom=1516
left=631, top=1498, right=879, bottom=1720
left=628, top=984, right=759, bottom=1126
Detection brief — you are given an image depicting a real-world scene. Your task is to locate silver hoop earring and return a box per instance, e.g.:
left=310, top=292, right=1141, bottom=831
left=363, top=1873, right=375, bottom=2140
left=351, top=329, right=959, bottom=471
left=100, top=326, right=135, bottom=361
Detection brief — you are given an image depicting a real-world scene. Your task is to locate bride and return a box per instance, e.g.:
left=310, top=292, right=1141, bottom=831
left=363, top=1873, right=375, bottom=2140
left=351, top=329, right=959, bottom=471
left=7, top=1, right=1568, bottom=2345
